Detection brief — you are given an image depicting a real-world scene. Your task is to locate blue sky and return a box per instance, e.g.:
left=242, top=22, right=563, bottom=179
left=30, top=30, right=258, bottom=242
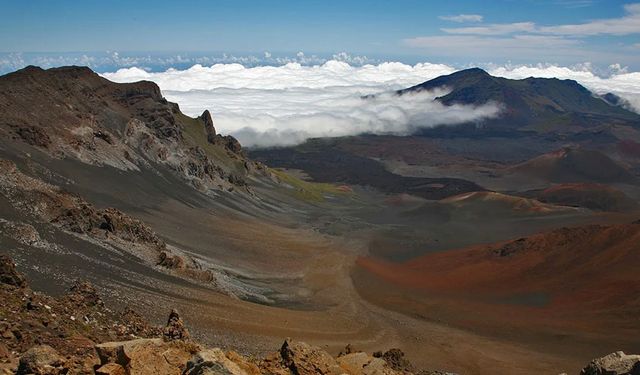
left=1, top=0, right=639, bottom=70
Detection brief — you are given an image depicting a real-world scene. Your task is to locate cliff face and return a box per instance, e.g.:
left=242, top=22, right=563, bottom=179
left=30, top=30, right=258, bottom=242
left=0, top=65, right=265, bottom=194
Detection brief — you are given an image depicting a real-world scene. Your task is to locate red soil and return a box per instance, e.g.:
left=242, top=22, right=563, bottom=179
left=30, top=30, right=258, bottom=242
left=357, top=221, right=640, bottom=313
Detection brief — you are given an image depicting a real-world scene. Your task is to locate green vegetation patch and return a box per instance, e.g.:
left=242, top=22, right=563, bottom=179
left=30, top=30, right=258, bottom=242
left=269, top=168, right=351, bottom=202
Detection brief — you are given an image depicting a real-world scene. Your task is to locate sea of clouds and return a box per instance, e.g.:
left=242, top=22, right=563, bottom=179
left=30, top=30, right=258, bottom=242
left=101, top=60, right=640, bottom=148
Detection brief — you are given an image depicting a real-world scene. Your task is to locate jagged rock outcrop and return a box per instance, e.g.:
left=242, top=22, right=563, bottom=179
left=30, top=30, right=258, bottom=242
left=163, top=309, right=190, bottom=341
left=0, top=254, right=27, bottom=288
left=581, top=351, right=640, bottom=375
left=200, top=110, right=217, bottom=143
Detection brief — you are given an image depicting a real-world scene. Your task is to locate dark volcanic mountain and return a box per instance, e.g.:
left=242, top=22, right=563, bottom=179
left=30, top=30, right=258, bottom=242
left=399, top=68, right=640, bottom=132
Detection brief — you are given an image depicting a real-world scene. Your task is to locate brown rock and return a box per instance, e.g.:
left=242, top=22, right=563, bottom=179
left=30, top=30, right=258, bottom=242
left=163, top=309, right=190, bottom=341
left=0, top=254, right=27, bottom=288
left=581, top=351, right=640, bottom=375
left=377, top=348, right=414, bottom=372
left=184, top=348, right=247, bottom=375
left=226, top=351, right=261, bottom=375
left=66, top=280, right=103, bottom=307
left=0, top=343, right=9, bottom=359
left=161, top=346, right=193, bottom=372
left=95, top=338, right=162, bottom=368
left=95, top=338, right=187, bottom=375
left=279, top=339, right=343, bottom=375
left=17, top=345, right=66, bottom=375
left=96, top=363, right=127, bottom=375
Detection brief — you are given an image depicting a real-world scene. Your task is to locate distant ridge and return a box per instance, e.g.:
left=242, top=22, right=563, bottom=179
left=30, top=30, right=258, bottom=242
left=398, top=68, right=640, bottom=132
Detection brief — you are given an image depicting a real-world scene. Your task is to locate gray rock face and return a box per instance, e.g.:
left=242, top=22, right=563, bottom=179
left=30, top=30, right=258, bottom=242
left=581, top=351, right=640, bottom=375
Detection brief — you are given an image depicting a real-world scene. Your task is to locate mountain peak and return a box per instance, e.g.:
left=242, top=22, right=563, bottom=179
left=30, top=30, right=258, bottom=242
left=398, top=68, right=640, bottom=131
left=451, top=67, right=490, bottom=77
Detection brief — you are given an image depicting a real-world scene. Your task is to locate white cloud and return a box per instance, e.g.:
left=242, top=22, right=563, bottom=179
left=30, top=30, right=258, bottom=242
left=442, top=22, right=536, bottom=35
left=441, top=3, right=640, bottom=36
left=552, top=0, right=596, bottom=9
left=439, top=14, right=484, bottom=23
left=538, top=3, right=640, bottom=36
left=102, top=60, right=640, bottom=148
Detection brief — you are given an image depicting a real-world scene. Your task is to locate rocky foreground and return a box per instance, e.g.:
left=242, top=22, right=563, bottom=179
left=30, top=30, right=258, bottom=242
left=0, top=255, right=638, bottom=375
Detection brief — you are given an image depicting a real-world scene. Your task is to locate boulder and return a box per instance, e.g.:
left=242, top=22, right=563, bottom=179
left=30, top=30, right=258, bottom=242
left=95, top=338, right=162, bottom=368
left=16, top=345, right=66, bottom=375
left=163, top=309, right=190, bottom=341
left=95, top=338, right=193, bottom=375
left=278, top=339, right=343, bottom=375
left=581, top=351, right=640, bottom=375
left=0, top=254, right=27, bottom=287
left=184, top=348, right=248, bottom=375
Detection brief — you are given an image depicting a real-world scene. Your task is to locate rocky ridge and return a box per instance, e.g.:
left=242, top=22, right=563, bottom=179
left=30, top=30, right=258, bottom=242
left=0, top=66, right=267, bottom=194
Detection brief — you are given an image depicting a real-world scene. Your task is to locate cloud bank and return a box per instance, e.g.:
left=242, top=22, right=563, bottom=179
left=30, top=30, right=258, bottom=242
left=102, top=61, right=640, bottom=148
left=103, top=62, right=501, bottom=147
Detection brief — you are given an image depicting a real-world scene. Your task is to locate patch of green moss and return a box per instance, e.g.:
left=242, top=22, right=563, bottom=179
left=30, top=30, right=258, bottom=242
left=270, top=168, right=350, bottom=202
